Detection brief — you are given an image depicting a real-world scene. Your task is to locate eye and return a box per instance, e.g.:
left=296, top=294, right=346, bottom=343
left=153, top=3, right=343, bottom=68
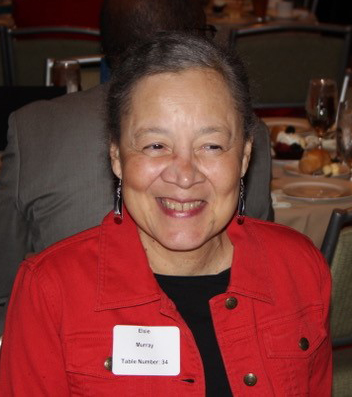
left=203, top=144, right=223, bottom=151
left=144, top=143, right=164, bottom=150
left=142, top=142, right=170, bottom=157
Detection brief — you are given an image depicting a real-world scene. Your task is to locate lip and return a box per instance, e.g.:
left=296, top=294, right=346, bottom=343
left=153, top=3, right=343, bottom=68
left=156, top=197, right=206, bottom=218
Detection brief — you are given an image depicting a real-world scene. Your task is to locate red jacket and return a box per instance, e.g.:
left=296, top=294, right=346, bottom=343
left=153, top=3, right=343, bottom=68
left=0, top=212, right=332, bottom=396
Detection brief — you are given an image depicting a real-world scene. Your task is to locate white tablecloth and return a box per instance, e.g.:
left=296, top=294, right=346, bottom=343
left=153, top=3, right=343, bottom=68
left=272, top=163, right=352, bottom=248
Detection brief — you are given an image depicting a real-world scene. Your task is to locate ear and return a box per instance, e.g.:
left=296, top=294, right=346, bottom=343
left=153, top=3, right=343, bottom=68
left=240, top=139, right=252, bottom=177
left=110, top=143, right=122, bottom=179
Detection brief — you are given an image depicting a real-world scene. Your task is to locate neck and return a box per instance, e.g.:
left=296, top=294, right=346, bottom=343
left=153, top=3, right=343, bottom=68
left=138, top=230, right=233, bottom=276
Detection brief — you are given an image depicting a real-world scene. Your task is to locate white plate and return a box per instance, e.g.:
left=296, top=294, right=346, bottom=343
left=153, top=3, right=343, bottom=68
left=266, top=117, right=311, bottom=164
left=268, top=8, right=310, bottom=20
left=284, top=162, right=350, bottom=179
left=272, top=158, right=299, bottom=166
left=281, top=180, right=352, bottom=202
left=264, top=117, right=312, bottom=135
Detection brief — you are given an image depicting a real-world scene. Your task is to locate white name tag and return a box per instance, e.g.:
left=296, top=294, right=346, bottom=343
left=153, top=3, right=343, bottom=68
left=112, top=325, right=180, bottom=376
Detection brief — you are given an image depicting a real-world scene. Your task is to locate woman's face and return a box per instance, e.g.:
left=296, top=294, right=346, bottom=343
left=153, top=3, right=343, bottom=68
left=110, top=68, right=252, bottom=252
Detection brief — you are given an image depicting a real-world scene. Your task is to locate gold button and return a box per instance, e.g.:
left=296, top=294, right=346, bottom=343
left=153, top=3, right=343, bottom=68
left=244, top=373, right=257, bottom=386
left=225, top=296, right=238, bottom=309
left=299, top=337, right=309, bottom=351
left=104, top=357, right=112, bottom=371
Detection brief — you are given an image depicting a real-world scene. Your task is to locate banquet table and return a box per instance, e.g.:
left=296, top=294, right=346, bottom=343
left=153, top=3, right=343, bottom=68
left=272, top=165, right=352, bottom=249
left=265, top=116, right=352, bottom=249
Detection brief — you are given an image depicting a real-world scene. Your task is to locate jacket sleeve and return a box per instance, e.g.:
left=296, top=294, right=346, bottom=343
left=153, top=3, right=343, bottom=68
left=0, top=113, right=33, bottom=304
left=244, top=119, right=274, bottom=221
left=0, top=261, right=70, bottom=396
left=309, top=249, right=333, bottom=395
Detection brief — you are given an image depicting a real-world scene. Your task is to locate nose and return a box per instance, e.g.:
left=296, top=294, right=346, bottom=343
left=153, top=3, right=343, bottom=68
left=161, top=153, right=205, bottom=189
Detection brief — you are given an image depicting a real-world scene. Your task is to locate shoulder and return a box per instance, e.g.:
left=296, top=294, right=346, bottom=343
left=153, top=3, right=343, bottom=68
left=23, top=225, right=101, bottom=278
left=252, top=118, right=270, bottom=145
left=12, top=83, right=108, bottom=124
left=246, top=217, right=320, bottom=256
left=245, top=218, right=329, bottom=280
left=9, top=84, right=109, bottom=150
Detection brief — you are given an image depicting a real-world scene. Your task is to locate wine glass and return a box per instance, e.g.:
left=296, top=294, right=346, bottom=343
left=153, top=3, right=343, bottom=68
left=305, top=78, right=338, bottom=150
left=336, top=100, right=352, bottom=180
left=251, top=0, right=269, bottom=22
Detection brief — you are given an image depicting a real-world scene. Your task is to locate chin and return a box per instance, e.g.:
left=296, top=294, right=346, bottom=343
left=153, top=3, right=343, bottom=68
left=157, top=231, right=212, bottom=252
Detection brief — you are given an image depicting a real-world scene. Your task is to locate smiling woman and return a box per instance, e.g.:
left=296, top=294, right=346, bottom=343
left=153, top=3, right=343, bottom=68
left=0, top=32, right=332, bottom=396
left=110, top=68, right=251, bottom=274
left=107, top=33, right=254, bottom=277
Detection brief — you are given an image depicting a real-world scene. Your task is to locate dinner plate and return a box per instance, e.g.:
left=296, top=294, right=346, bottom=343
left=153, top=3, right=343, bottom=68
left=284, top=162, right=350, bottom=179
left=272, top=157, right=299, bottom=166
left=281, top=180, right=352, bottom=202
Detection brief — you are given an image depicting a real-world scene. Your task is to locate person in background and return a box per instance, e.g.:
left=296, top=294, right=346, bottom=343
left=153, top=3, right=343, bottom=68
left=12, top=0, right=103, bottom=29
left=0, top=0, right=272, bottom=329
left=0, top=31, right=331, bottom=396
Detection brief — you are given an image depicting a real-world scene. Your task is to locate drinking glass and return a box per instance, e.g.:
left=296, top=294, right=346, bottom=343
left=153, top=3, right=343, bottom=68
left=52, top=59, right=82, bottom=93
left=336, top=100, right=352, bottom=180
left=305, top=78, right=338, bottom=150
left=228, top=0, right=245, bottom=19
left=251, top=0, right=269, bottom=22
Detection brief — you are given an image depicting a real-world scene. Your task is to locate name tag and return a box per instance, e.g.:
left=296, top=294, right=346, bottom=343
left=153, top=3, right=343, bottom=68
left=112, top=325, right=180, bottom=376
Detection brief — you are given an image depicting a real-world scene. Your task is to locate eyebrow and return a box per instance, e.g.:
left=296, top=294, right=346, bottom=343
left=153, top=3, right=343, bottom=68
left=197, top=126, right=232, bottom=137
left=133, top=127, right=170, bottom=140
left=134, top=126, right=232, bottom=139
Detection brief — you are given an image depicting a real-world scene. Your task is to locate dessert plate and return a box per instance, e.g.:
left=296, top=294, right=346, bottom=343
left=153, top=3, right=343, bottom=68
left=281, top=180, right=352, bottom=202
left=268, top=8, right=309, bottom=21
left=283, top=162, right=350, bottom=179
left=264, top=117, right=312, bottom=135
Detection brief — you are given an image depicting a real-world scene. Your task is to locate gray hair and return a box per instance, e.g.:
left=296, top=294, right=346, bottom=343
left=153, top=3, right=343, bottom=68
left=107, top=32, right=256, bottom=144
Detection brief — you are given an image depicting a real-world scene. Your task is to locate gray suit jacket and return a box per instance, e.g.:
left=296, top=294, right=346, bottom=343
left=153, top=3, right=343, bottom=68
left=0, top=83, right=273, bottom=302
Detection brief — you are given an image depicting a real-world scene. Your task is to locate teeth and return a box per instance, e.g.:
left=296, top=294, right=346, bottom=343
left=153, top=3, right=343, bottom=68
left=161, top=199, right=202, bottom=212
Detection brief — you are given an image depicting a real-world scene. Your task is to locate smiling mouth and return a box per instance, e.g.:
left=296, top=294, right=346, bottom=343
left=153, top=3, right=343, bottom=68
left=159, top=198, right=204, bottom=212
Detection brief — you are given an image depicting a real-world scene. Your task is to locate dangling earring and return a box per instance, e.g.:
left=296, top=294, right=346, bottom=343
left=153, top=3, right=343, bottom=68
left=237, top=177, right=245, bottom=225
left=114, top=178, right=123, bottom=224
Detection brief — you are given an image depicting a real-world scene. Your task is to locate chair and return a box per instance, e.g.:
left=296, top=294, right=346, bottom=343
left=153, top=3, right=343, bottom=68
left=0, top=26, right=101, bottom=86
left=320, top=207, right=352, bottom=345
left=229, top=23, right=352, bottom=108
left=320, top=207, right=352, bottom=396
left=46, top=54, right=103, bottom=91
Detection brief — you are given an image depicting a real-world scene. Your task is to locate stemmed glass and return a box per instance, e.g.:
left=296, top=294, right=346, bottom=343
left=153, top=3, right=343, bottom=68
left=305, top=78, right=338, bottom=150
left=336, top=100, right=352, bottom=180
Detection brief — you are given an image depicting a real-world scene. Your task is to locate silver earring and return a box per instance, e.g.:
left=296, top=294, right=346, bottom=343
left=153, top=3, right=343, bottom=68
left=114, top=178, right=123, bottom=224
left=237, top=177, right=245, bottom=225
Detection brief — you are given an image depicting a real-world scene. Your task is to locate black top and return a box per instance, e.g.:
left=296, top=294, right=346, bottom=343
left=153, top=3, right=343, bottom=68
left=155, top=268, right=233, bottom=397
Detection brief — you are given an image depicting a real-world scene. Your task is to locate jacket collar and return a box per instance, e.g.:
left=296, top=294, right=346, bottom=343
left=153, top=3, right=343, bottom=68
left=95, top=212, right=274, bottom=311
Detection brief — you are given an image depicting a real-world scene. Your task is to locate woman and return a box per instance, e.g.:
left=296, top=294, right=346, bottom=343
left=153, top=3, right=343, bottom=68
left=0, top=32, right=331, bottom=396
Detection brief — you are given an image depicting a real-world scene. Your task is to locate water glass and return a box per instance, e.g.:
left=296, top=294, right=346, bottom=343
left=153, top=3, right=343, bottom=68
left=251, top=0, right=269, bottom=21
left=52, top=59, right=82, bottom=93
